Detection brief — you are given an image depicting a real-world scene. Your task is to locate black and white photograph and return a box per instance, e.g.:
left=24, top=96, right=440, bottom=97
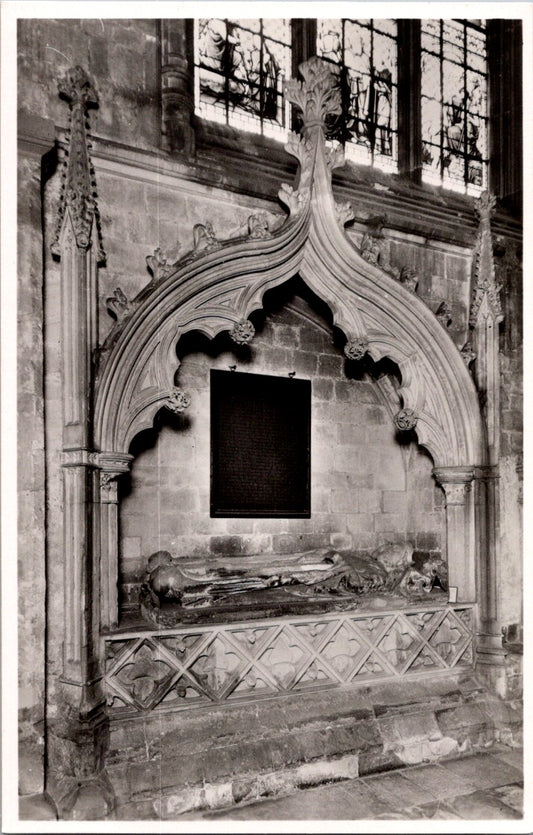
left=2, top=2, right=530, bottom=830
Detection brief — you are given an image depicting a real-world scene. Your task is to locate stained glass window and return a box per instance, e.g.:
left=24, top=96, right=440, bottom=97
left=421, top=20, right=488, bottom=194
left=317, top=19, right=398, bottom=171
left=195, top=19, right=291, bottom=139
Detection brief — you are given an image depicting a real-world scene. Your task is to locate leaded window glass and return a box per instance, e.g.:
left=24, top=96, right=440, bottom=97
left=317, top=19, right=398, bottom=171
left=195, top=18, right=291, bottom=139
left=421, top=20, right=488, bottom=194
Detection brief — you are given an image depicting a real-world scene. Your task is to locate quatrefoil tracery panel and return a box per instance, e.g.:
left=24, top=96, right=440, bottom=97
left=104, top=605, right=474, bottom=714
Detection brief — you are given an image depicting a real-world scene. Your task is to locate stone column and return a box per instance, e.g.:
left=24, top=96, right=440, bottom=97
left=98, top=453, right=133, bottom=631
left=474, top=464, right=509, bottom=693
left=433, top=466, right=475, bottom=602
left=47, top=67, right=114, bottom=819
left=159, top=19, right=195, bottom=155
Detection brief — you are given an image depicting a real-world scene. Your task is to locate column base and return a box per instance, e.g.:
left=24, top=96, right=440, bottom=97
left=476, top=639, right=523, bottom=700
left=50, top=772, right=115, bottom=821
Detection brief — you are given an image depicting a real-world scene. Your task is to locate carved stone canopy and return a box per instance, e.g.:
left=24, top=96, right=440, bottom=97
left=94, top=58, right=484, bottom=470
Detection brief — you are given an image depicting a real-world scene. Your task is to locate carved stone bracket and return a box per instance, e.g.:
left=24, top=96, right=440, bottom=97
left=164, top=387, right=191, bottom=413
left=439, top=480, right=472, bottom=506
left=98, top=451, right=133, bottom=500
left=230, top=320, right=255, bottom=345
left=344, top=337, right=369, bottom=361
left=51, top=66, right=105, bottom=261
left=394, top=408, right=418, bottom=431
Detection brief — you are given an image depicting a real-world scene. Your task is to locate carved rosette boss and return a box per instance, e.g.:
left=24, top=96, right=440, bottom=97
left=344, top=337, right=369, bottom=361
left=165, top=387, right=191, bottom=413
left=394, top=408, right=418, bottom=431
left=230, top=320, right=255, bottom=345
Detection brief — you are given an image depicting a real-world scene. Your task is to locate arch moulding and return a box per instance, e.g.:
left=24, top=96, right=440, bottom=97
left=94, top=58, right=486, bottom=616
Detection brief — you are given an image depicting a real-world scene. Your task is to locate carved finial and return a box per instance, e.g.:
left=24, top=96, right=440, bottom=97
left=436, top=301, right=453, bottom=329
left=280, top=58, right=343, bottom=215
left=344, top=337, right=369, bottom=361
left=470, top=190, right=503, bottom=327
left=475, top=190, right=497, bottom=223
left=106, top=287, right=132, bottom=323
left=58, top=65, right=98, bottom=107
left=165, top=387, right=191, bottom=414
left=230, top=320, right=255, bottom=345
left=394, top=408, right=418, bottom=431
left=284, top=57, right=342, bottom=133
left=146, top=246, right=181, bottom=282
left=51, top=66, right=105, bottom=261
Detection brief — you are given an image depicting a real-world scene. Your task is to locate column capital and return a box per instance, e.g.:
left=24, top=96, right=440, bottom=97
left=97, top=451, right=133, bottom=502
left=433, top=466, right=475, bottom=485
left=433, top=467, right=475, bottom=506
left=97, top=451, right=134, bottom=474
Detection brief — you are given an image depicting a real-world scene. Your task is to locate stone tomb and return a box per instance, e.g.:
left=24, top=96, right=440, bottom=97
left=44, top=58, right=519, bottom=819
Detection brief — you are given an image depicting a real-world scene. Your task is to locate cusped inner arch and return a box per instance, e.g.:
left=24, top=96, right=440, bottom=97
left=94, top=229, right=484, bottom=471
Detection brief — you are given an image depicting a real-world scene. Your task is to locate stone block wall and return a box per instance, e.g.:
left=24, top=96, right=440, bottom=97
left=346, top=227, right=473, bottom=350
left=18, top=19, right=160, bottom=151
left=120, top=295, right=444, bottom=609
left=96, top=168, right=283, bottom=346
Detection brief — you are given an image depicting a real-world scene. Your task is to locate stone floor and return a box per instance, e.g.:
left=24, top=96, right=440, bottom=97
left=178, top=747, right=524, bottom=821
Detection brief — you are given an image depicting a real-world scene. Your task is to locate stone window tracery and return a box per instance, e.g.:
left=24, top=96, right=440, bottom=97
left=421, top=19, right=488, bottom=195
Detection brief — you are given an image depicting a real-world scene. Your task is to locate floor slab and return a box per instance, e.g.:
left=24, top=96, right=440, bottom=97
left=399, top=762, right=477, bottom=800
left=177, top=748, right=524, bottom=822
left=446, top=787, right=522, bottom=819
left=439, top=752, right=523, bottom=790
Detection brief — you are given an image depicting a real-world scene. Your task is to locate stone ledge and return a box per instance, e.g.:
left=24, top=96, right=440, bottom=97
left=106, top=672, right=522, bottom=818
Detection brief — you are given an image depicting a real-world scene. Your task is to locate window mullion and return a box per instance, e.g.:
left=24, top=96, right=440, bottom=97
left=397, top=19, right=422, bottom=182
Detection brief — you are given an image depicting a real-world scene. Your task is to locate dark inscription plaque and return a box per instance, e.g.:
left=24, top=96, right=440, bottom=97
left=210, top=369, right=311, bottom=517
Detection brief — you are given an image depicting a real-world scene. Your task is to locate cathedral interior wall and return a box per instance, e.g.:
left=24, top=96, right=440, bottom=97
left=14, top=14, right=524, bottom=820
